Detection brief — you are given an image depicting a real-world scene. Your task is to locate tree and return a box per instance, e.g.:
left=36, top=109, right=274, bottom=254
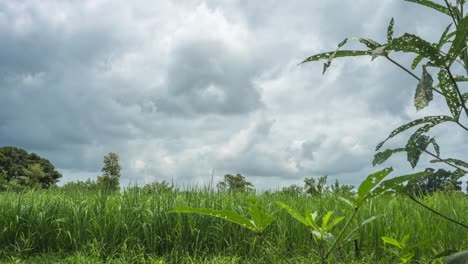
left=304, top=175, right=328, bottom=196
left=0, top=146, right=62, bottom=190
left=217, top=173, right=254, bottom=192
left=97, top=152, right=121, bottom=191
left=280, top=184, right=304, bottom=196
left=406, top=168, right=462, bottom=195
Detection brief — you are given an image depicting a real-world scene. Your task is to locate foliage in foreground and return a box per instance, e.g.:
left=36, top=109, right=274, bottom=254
left=0, top=188, right=467, bottom=263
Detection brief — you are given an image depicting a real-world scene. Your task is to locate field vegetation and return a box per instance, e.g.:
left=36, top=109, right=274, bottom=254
left=0, top=187, right=467, bottom=263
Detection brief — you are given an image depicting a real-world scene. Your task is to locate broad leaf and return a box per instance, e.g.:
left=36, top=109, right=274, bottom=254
left=247, top=199, right=275, bottom=232
left=276, top=201, right=309, bottom=227
left=324, top=215, right=345, bottom=233
left=356, top=168, right=393, bottom=207
left=370, top=171, right=431, bottom=198
left=381, top=236, right=402, bottom=249
left=387, top=33, right=444, bottom=66
left=373, top=148, right=406, bottom=166
left=404, top=0, right=451, bottom=15
left=406, top=133, right=431, bottom=168
left=376, top=115, right=454, bottom=151
left=414, top=66, right=434, bottom=111
left=169, top=207, right=258, bottom=232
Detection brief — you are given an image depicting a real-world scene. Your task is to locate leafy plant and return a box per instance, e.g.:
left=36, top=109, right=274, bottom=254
left=277, top=168, right=429, bottom=263
left=169, top=199, right=291, bottom=263
left=381, top=234, right=430, bottom=264
left=301, top=0, right=467, bottom=175
left=301, top=0, right=468, bottom=260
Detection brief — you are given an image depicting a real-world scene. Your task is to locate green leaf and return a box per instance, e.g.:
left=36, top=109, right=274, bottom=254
left=414, top=66, right=434, bottom=111
left=276, top=201, right=310, bottom=227
left=247, top=199, right=275, bottom=232
left=381, top=236, right=402, bottom=249
left=338, top=197, right=354, bottom=208
left=324, top=216, right=345, bottom=233
left=437, top=69, right=463, bottom=119
left=401, top=234, right=410, bottom=248
left=447, top=15, right=468, bottom=65
left=463, top=93, right=468, bottom=103
left=169, top=207, right=258, bottom=232
left=404, top=0, right=451, bottom=15
left=437, top=23, right=453, bottom=49
left=429, top=138, right=440, bottom=156
left=445, top=250, right=468, bottom=264
left=300, top=37, right=381, bottom=71
left=376, top=115, right=454, bottom=151
left=401, top=252, right=416, bottom=263
left=406, top=133, right=431, bottom=168
left=301, top=50, right=372, bottom=65
left=387, top=33, right=444, bottom=66
left=373, top=148, right=406, bottom=166
left=321, top=211, right=333, bottom=230
left=356, top=168, right=393, bottom=207
left=454, top=76, right=468, bottom=82
left=430, top=158, right=468, bottom=169
left=387, top=18, right=394, bottom=42
left=370, top=171, right=431, bottom=198
left=411, top=54, right=425, bottom=70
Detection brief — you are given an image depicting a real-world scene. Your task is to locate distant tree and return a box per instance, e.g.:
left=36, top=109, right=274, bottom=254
left=0, top=146, right=62, bottom=190
left=61, top=179, right=99, bottom=191
left=405, top=168, right=461, bottom=195
left=217, top=173, right=254, bottom=192
left=126, top=180, right=175, bottom=194
left=280, top=184, right=304, bottom=196
left=329, top=179, right=354, bottom=197
left=97, top=152, right=121, bottom=191
left=304, top=175, right=328, bottom=196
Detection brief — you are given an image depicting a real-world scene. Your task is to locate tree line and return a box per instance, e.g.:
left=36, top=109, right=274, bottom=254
left=0, top=146, right=465, bottom=195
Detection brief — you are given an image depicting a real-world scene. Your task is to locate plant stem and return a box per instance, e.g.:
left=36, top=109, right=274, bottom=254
left=324, top=208, right=359, bottom=261
left=444, top=0, right=459, bottom=27
left=455, top=120, right=468, bottom=131
left=385, top=55, right=444, bottom=96
left=424, top=150, right=468, bottom=173
left=408, top=195, right=468, bottom=229
left=444, top=66, right=468, bottom=118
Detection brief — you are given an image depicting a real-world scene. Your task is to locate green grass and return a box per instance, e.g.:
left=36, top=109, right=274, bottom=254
left=0, top=188, right=466, bottom=263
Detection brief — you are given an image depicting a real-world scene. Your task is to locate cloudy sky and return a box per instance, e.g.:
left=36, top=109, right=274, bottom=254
left=1, top=0, right=466, bottom=190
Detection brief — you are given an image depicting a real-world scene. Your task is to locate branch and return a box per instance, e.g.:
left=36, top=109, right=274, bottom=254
left=408, top=195, right=468, bottom=229
left=385, top=55, right=444, bottom=96
left=424, top=150, right=468, bottom=173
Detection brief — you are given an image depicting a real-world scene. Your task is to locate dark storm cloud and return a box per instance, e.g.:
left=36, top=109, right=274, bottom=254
left=0, top=0, right=466, bottom=189
left=156, top=40, right=263, bottom=115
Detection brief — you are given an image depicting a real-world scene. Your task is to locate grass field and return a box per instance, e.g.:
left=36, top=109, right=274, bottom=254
left=0, top=188, right=467, bottom=263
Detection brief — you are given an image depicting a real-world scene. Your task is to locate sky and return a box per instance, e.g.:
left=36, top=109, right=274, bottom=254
left=1, top=0, right=467, bottom=190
